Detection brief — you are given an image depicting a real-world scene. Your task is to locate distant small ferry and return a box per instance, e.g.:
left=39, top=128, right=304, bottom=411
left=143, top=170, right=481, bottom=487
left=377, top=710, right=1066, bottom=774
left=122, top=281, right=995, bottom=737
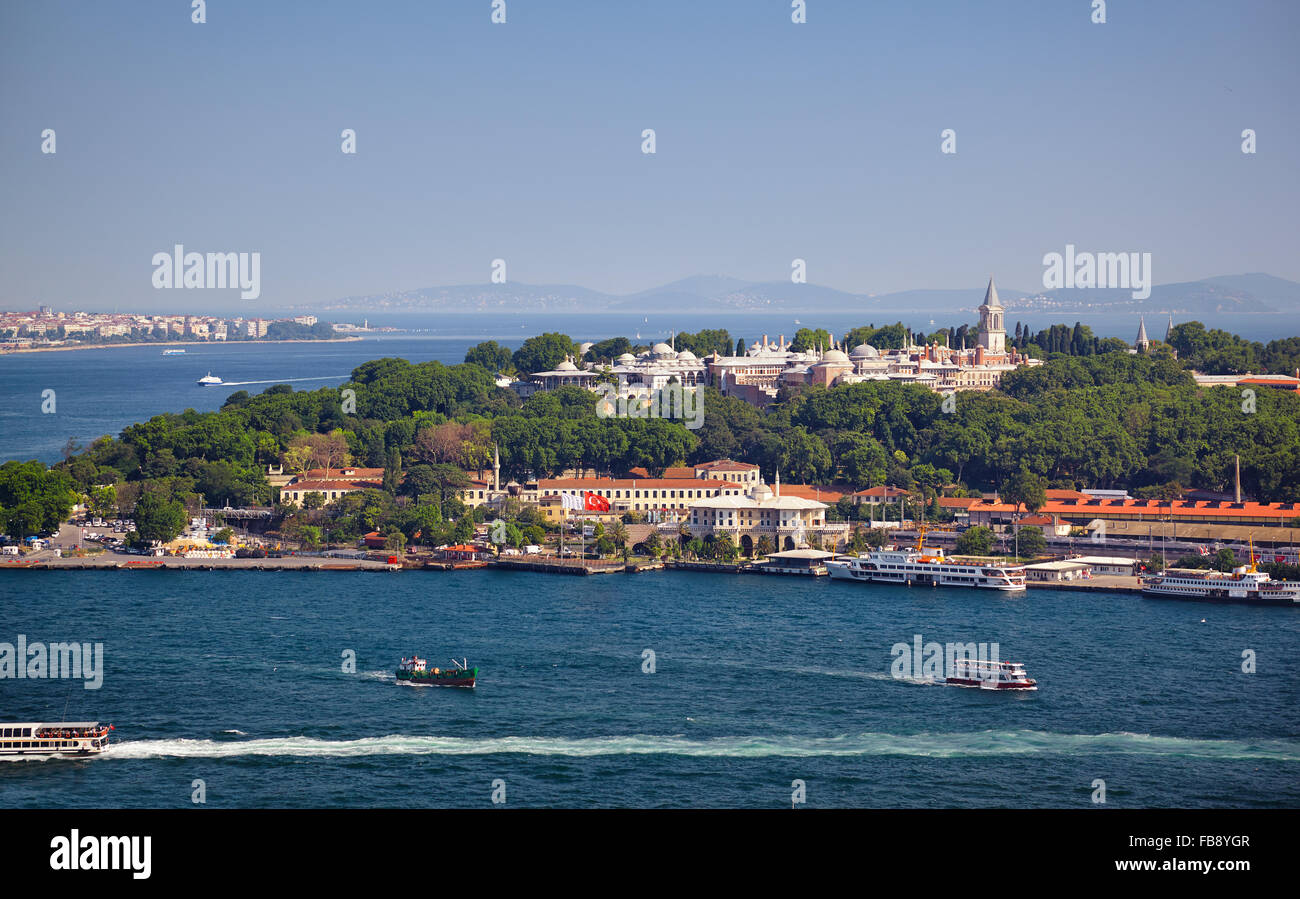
left=162, top=348, right=186, bottom=355
left=396, top=656, right=477, bottom=688
left=827, top=529, right=1027, bottom=591
left=943, top=660, right=1037, bottom=690
left=0, top=722, right=113, bottom=756
left=197, top=372, right=223, bottom=385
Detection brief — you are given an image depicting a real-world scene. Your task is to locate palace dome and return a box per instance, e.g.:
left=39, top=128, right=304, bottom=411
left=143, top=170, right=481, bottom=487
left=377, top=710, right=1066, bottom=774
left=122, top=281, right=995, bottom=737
left=850, top=343, right=879, bottom=358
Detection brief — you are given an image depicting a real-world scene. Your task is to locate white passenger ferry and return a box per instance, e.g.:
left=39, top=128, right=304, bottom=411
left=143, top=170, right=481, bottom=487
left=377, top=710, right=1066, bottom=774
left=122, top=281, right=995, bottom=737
left=0, top=722, right=113, bottom=757
left=1143, top=557, right=1300, bottom=605
left=827, top=531, right=1026, bottom=592
left=943, top=659, right=1037, bottom=690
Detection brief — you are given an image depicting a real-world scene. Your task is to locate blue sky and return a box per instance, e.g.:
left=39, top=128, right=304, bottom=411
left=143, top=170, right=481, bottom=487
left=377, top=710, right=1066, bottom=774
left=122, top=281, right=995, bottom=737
left=1, top=0, right=1297, bottom=312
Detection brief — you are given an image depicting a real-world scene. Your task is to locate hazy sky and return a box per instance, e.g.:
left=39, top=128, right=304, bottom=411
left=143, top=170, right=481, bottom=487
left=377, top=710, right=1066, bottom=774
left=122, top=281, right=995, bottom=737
left=1, top=0, right=1297, bottom=313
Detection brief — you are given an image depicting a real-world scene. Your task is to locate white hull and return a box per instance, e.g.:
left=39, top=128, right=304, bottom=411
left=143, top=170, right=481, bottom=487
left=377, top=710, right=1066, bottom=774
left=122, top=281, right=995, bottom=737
left=1143, top=567, right=1300, bottom=605
left=1, top=722, right=111, bottom=757
left=827, top=559, right=1026, bottom=592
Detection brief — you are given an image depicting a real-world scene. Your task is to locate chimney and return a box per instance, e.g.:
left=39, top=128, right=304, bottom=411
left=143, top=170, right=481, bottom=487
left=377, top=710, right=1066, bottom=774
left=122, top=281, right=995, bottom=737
left=1235, top=454, right=1241, bottom=503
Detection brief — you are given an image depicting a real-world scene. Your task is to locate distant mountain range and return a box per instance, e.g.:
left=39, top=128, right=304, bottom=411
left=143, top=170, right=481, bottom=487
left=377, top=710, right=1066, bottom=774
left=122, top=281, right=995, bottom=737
left=308, top=273, right=1300, bottom=317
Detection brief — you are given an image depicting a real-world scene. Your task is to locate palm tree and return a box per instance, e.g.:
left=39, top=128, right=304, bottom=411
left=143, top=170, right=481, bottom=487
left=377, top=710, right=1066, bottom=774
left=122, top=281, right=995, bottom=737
left=610, top=521, right=630, bottom=553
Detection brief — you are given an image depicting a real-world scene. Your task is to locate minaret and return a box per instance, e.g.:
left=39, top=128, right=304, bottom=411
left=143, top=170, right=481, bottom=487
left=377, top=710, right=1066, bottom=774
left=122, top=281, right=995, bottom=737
left=1165, top=313, right=1174, bottom=342
left=977, top=276, right=1006, bottom=354
left=774, top=470, right=781, bottom=497
left=1135, top=317, right=1150, bottom=354
left=493, top=443, right=501, bottom=492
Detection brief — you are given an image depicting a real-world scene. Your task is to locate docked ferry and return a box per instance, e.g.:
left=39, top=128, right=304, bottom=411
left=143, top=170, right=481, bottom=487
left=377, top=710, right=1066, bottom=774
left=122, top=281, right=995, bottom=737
left=0, top=722, right=113, bottom=756
left=943, top=659, right=1037, bottom=690
left=395, top=656, right=477, bottom=688
left=827, top=531, right=1026, bottom=592
left=1143, top=563, right=1300, bottom=605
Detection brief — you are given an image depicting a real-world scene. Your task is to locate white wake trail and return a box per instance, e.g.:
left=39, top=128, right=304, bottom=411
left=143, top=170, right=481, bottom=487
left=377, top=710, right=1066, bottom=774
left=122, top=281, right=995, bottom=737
left=101, top=731, right=1300, bottom=762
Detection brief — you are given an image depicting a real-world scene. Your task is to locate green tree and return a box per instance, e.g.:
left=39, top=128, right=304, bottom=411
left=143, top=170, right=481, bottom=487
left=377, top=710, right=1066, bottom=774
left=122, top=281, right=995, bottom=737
left=780, top=427, right=832, bottom=483
left=383, top=447, right=402, bottom=495
left=87, top=484, right=118, bottom=519
left=1003, top=468, right=1047, bottom=515
left=132, top=491, right=187, bottom=544
left=464, top=340, right=514, bottom=372
left=1012, top=526, right=1047, bottom=558
left=0, top=461, right=78, bottom=539
left=1212, top=547, right=1239, bottom=571
left=790, top=328, right=832, bottom=352
left=644, top=531, right=663, bottom=558
left=954, top=526, right=995, bottom=556
left=512, top=332, right=578, bottom=375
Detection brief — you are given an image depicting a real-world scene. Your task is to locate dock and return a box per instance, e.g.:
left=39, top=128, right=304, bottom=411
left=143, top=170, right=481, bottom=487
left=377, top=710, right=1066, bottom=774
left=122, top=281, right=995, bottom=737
left=3, top=556, right=401, bottom=572
left=492, top=555, right=625, bottom=576
left=1025, top=575, right=1145, bottom=595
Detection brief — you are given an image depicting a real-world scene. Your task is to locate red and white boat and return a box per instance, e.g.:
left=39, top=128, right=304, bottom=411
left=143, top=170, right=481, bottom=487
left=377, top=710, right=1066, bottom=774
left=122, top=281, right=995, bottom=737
left=943, top=659, right=1037, bottom=690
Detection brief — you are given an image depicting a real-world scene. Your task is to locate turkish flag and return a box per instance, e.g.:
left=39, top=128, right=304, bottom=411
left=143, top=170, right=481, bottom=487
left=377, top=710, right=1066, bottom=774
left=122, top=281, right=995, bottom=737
left=584, top=492, right=610, bottom=512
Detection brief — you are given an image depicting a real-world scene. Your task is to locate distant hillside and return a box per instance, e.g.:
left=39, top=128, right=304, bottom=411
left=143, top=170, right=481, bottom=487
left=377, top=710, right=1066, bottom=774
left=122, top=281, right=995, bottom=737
left=308, top=273, right=1300, bottom=317
left=1036, top=273, right=1300, bottom=315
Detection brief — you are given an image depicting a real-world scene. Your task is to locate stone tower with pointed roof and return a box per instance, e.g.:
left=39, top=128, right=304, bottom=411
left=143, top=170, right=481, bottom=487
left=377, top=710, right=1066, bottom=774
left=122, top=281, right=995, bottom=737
left=977, top=276, right=1006, bottom=354
left=1135, top=316, right=1150, bottom=353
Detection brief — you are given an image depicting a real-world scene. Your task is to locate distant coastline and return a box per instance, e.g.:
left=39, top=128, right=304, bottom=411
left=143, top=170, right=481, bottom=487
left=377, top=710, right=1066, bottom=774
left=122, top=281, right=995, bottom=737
left=0, top=336, right=364, bottom=356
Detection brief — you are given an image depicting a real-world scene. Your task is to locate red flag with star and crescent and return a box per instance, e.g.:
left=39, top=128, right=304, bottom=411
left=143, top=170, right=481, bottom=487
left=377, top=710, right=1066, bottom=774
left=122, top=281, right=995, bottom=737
left=583, top=492, right=610, bottom=512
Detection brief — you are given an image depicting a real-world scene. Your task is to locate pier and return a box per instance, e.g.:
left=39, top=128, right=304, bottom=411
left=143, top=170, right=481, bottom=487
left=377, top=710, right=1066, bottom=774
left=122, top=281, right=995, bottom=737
left=492, top=555, right=625, bottom=576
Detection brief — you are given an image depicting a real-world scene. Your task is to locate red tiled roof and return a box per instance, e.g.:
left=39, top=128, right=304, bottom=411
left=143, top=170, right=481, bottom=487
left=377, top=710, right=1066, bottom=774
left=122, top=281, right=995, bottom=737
left=696, top=459, right=759, bottom=472
left=971, top=498, right=1300, bottom=519
left=852, top=486, right=909, bottom=498
left=780, top=484, right=846, bottom=503
left=284, top=479, right=380, bottom=491
left=937, top=497, right=980, bottom=509
left=629, top=466, right=699, bottom=479
left=1236, top=377, right=1300, bottom=390
left=539, top=477, right=742, bottom=490
left=302, top=467, right=384, bottom=479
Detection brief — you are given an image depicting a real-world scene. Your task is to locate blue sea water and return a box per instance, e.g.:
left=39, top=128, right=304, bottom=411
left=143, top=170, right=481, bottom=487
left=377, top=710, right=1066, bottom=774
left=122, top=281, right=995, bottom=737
left=1, top=569, right=1297, bottom=808
left=0, top=337, right=466, bottom=464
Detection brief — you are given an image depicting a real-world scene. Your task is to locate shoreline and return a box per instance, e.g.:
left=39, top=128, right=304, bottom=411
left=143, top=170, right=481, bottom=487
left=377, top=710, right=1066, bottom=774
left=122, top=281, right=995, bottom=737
left=0, top=336, right=365, bottom=356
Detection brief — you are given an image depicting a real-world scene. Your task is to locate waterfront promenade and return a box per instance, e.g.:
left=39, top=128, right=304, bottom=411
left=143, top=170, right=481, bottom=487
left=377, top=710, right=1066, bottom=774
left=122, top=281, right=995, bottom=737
left=3, top=549, right=1149, bottom=593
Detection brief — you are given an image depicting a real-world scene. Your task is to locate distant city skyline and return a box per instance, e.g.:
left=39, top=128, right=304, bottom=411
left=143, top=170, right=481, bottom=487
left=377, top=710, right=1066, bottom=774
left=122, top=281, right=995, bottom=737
left=2, top=0, right=1298, bottom=312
